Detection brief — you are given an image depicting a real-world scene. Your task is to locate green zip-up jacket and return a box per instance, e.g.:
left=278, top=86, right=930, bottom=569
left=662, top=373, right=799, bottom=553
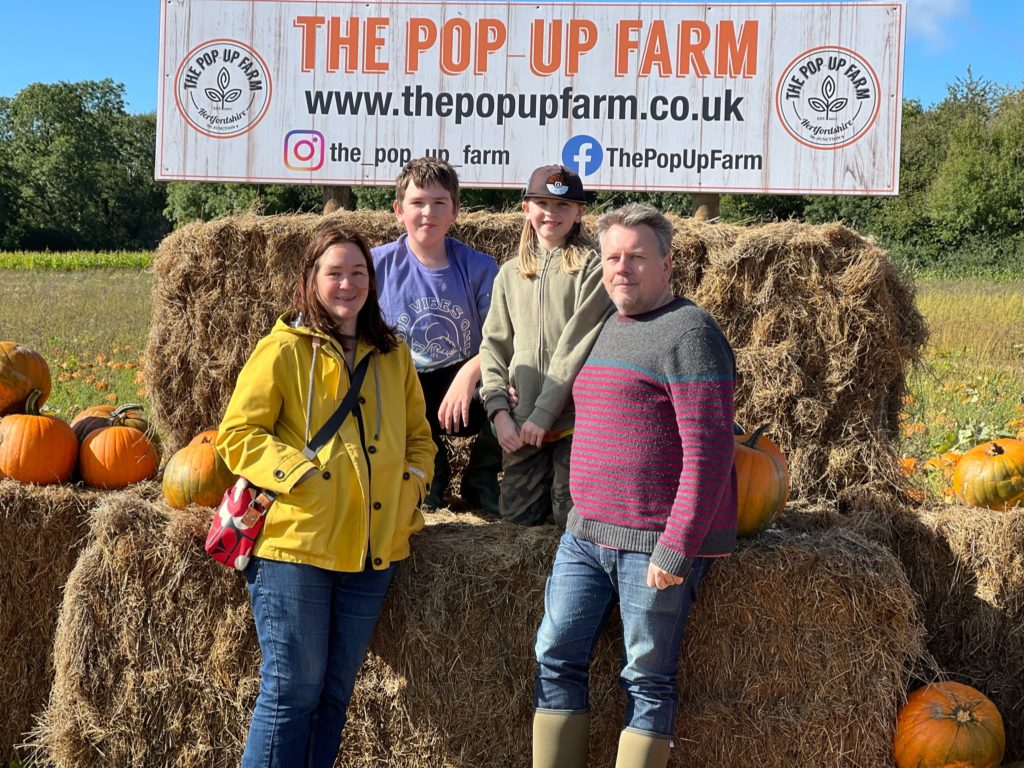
left=479, top=247, right=614, bottom=435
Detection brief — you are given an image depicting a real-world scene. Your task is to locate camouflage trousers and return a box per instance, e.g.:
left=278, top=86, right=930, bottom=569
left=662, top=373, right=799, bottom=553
left=500, top=436, right=573, bottom=528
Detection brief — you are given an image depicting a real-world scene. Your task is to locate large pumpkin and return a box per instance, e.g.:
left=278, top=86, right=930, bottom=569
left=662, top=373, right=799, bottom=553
left=0, top=342, right=51, bottom=415
left=952, top=439, right=1024, bottom=510
left=894, top=681, right=1005, bottom=768
left=70, top=402, right=151, bottom=443
left=162, top=430, right=237, bottom=508
left=0, top=389, right=77, bottom=485
left=79, top=425, right=159, bottom=489
left=733, top=425, right=789, bottom=537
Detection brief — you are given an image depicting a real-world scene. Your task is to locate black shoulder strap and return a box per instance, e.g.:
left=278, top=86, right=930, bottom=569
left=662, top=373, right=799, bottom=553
left=300, top=352, right=371, bottom=461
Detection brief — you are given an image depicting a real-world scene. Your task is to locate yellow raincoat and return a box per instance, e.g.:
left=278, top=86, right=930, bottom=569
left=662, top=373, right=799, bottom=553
left=216, top=315, right=435, bottom=572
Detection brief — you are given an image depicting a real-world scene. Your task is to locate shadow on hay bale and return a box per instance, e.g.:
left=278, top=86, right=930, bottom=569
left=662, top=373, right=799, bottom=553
left=144, top=212, right=924, bottom=506
left=29, top=491, right=932, bottom=767
left=0, top=480, right=101, bottom=765
left=780, top=498, right=1024, bottom=759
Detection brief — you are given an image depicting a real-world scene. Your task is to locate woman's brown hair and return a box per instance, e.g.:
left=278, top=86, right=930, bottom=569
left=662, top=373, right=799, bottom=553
left=292, top=223, right=398, bottom=354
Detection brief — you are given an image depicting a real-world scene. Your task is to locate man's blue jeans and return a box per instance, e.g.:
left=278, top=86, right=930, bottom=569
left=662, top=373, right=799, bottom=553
left=534, top=531, right=712, bottom=737
left=241, top=557, right=396, bottom=768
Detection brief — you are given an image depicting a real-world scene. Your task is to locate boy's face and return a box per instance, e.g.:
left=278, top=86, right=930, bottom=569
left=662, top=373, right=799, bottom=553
left=394, top=181, right=458, bottom=252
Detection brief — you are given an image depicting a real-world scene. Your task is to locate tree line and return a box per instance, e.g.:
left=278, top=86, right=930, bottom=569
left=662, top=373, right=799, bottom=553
left=0, top=75, right=1021, bottom=271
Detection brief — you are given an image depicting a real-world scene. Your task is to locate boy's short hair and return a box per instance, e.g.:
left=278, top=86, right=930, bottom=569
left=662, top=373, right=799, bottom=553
left=394, top=157, right=460, bottom=206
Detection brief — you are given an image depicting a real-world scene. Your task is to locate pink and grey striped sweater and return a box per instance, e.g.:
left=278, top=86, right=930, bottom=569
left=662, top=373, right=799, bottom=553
left=567, top=297, right=738, bottom=577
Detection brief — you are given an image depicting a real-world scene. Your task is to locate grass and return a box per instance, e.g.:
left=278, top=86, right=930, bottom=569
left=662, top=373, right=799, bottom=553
left=0, top=251, right=154, bottom=270
left=898, top=278, right=1024, bottom=497
left=0, top=268, right=154, bottom=420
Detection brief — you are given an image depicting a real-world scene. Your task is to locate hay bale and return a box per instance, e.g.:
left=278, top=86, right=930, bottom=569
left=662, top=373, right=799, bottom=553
left=0, top=480, right=101, bottom=765
left=885, top=504, right=1024, bottom=760
left=145, top=212, right=923, bottom=503
left=30, top=495, right=929, bottom=767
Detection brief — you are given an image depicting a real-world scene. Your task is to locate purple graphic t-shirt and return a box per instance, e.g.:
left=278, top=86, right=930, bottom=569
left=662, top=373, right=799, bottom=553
left=372, top=235, right=499, bottom=372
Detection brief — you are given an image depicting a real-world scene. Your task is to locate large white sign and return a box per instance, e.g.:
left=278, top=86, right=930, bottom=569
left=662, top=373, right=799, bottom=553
left=156, top=1, right=906, bottom=194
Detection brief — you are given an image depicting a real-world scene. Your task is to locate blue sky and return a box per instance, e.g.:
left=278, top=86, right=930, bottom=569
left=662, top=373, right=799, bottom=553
left=0, top=0, right=1021, bottom=113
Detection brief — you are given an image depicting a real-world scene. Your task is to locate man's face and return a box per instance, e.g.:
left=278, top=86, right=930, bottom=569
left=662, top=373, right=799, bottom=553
left=600, top=223, right=672, bottom=316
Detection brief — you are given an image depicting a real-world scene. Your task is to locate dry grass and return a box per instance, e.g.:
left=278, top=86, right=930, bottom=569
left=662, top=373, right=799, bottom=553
left=27, top=494, right=931, bottom=768
left=145, top=212, right=925, bottom=507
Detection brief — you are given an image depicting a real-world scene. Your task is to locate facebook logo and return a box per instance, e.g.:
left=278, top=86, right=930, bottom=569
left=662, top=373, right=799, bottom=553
left=562, top=135, right=603, bottom=177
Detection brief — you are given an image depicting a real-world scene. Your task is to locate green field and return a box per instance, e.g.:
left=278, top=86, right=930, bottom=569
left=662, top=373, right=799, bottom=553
left=2, top=258, right=1022, bottom=474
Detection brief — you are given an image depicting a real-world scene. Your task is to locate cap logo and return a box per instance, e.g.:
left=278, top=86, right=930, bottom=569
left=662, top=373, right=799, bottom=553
left=545, top=174, right=569, bottom=196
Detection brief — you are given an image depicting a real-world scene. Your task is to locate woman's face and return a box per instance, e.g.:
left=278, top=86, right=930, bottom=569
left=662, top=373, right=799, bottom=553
left=315, top=242, right=370, bottom=331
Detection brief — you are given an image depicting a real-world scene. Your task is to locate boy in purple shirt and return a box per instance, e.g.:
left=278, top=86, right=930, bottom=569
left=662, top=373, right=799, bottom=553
left=372, top=158, right=501, bottom=515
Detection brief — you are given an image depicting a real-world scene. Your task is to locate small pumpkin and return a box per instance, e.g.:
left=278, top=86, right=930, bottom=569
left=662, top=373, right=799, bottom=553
left=0, top=389, right=77, bottom=485
left=162, top=430, right=236, bottom=508
left=899, top=456, right=919, bottom=477
left=951, top=439, right=1024, bottom=511
left=79, top=425, right=159, bottom=489
left=70, top=402, right=151, bottom=444
left=733, top=425, right=789, bottom=537
left=0, top=342, right=51, bottom=415
left=894, top=681, right=1005, bottom=768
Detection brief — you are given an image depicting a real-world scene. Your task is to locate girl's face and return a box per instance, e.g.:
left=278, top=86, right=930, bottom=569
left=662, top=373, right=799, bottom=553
left=315, top=242, right=370, bottom=332
left=523, top=198, right=584, bottom=251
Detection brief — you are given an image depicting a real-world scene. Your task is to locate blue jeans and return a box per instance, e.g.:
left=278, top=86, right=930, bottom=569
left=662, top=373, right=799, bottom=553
left=534, top=531, right=711, bottom=736
left=241, top=557, right=397, bottom=768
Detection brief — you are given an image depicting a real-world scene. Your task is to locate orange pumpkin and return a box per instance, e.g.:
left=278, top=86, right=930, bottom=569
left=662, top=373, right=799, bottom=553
left=0, top=342, right=51, bottom=415
left=70, top=402, right=151, bottom=444
left=952, top=439, right=1024, bottom=510
left=79, top=425, right=159, bottom=489
left=894, top=681, right=1005, bottom=768
left=899, top=456, right=919, bottom=477
left=733, top=425, right=789, bottom=537
left=162, top=431, right=236, bottom=508
left=0, top=389, right=77, bottom=485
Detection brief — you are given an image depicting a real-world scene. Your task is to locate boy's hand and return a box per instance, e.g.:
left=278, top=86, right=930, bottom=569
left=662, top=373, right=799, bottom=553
left=519, top=420, right=547, bottom=448
left=507, top=386, right=519, bottom=409
left=438, top=362, right=480, bottom=433
left=493, top=410, right=524, bottom=452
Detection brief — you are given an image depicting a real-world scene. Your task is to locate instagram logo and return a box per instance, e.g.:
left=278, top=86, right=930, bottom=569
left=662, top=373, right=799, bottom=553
left=283, top=130, right=325, bottom=171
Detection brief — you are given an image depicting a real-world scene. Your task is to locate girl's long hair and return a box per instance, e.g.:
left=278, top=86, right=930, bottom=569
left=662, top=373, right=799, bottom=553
left=292, top=223, right=398, bottom=354
left=516, top=211, right=598, bottom=279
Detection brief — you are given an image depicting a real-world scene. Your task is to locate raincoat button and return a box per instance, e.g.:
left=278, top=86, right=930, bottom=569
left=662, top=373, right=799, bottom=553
left=368, top=445, right=377, bottom=454
left=359, top=396, right=366, bottom=404
left=373, top=557, right=383, bottom=566
left=274, top=469, right=285, bottom=479
left=402, top=472, right=410, bottom=480
left=322, top=471, right=331, bottom=480
left=373, top=501, right=382, bottom=510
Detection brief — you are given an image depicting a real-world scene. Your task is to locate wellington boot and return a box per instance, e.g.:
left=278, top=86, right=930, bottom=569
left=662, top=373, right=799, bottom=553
left=532, top=709, right=590, bottom=768
left=613, top=728, right=671, bottom=768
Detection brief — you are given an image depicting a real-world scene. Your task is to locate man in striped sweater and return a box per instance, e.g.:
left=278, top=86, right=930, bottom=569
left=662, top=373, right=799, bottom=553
left=532, top=203, right=737, bottom=768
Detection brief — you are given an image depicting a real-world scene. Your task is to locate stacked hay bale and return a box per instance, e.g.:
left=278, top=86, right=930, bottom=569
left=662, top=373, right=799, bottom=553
left=0, top=480, right=100, bottom=764
left=144, top=212, right=924, bottom=504
left=887, top=505, right=1024, bottom=759
left=30, top=493, right=931, bottom=767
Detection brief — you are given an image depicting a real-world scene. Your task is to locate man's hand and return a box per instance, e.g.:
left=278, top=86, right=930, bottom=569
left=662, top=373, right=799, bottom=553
left=519, top=420, right=547, bottom=448
left=493, top=410, right=525, bottom=453
left=438, top=363, right=480, bottom=433
left=507, top=386, right=519, bottom=409
left=646, top=563, right=684, bottom=590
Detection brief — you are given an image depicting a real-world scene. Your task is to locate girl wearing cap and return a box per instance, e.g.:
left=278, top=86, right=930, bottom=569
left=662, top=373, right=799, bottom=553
left=478, top=164, right=613, bottom=527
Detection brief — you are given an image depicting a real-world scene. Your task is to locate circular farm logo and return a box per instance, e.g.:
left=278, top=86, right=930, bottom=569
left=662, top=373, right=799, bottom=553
left=775, top=47, right=880, bottom=150
left=174, top=39, right=271, bottom=139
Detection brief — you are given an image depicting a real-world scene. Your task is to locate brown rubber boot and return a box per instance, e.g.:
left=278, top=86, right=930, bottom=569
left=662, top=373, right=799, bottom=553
left=613, top=728, right=672, bottom=768
left=532, top=709, right=590, bottom=768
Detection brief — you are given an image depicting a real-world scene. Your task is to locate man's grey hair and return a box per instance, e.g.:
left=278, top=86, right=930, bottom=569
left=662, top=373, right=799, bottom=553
left=595, top=203, right=674, bottom=259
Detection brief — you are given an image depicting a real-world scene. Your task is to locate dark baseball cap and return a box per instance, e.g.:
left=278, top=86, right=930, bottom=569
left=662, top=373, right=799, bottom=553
left=523, top=165, right=587, bottom=203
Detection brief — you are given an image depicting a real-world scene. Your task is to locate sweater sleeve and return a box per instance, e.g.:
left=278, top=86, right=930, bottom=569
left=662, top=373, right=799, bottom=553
left=528, top=252, right=613, bottom=430
left=650, top=325, right=737, bottom=576
left=215, top=336, right=317, bottom=495
left=478, top=267, right=514, bottom=416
